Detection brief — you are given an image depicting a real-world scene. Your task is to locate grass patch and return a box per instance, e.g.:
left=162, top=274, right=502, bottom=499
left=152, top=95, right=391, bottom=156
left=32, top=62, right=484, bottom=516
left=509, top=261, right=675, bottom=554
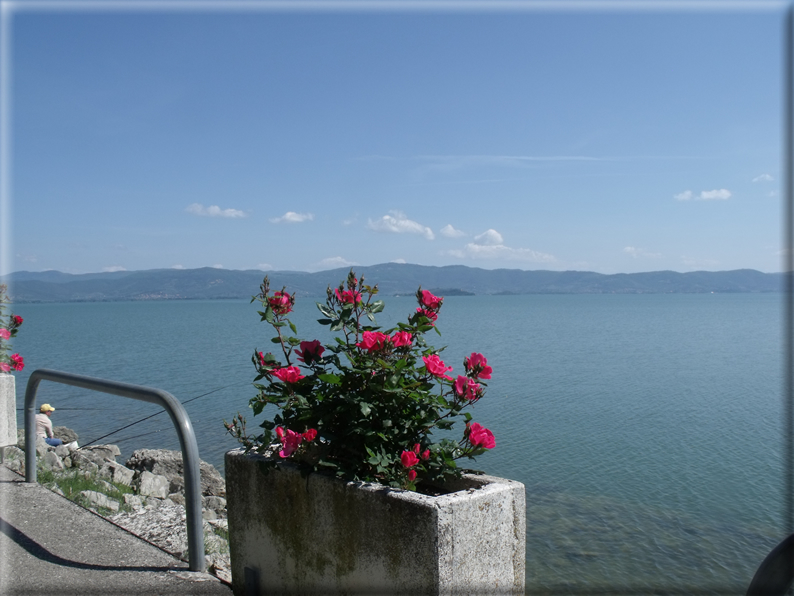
left=38, top=466, right=134, bottom=512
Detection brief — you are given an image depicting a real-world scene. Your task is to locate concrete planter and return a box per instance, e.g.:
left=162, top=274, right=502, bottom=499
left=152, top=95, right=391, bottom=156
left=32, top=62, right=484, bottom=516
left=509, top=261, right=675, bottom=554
left=225, top=448, right=526, bottom=595
left=0, top=374, right=17, bottom=448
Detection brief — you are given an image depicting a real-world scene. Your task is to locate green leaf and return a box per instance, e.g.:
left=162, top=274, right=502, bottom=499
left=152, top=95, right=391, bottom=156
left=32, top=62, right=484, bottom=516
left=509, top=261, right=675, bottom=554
left=360, top=403, right=372, bottom=416
left=317, top=303, right=335, bottom=318
left=272, top=321, right=286, bottom=328
left=287, top=337, right=301, bottom=346
left=330, top=320, right=345, bottom=332
left=317, top=318, right=333, bottom=325
left=366, top=312, right=375, bottom=322
left=264, top=307, right=275, bottom=323
left=370, top=300, right=385, bottom=313
left=289, top=321, right=297, bottom=334
left=318, top=373, right=341, bottom=385
left=271, top=337, right=282, bottom=344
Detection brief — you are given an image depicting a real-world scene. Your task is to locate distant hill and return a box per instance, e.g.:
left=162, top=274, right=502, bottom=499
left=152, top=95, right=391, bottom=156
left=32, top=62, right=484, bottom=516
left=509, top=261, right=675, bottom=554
left=1, top=264, right=783, bottom=303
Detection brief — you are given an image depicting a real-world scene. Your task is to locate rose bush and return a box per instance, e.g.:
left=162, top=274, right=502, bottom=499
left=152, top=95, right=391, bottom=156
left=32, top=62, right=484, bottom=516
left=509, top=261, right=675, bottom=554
left=0, top=285, right=23, bottom=373
left=226, top=271, right=496, bottom=490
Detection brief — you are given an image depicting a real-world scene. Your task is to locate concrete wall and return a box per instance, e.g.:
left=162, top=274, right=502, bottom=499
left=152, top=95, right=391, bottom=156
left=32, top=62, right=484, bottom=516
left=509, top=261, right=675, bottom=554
left=225, top=448, right=525, bottom=595
left=0, top=375, right=17, bottom=448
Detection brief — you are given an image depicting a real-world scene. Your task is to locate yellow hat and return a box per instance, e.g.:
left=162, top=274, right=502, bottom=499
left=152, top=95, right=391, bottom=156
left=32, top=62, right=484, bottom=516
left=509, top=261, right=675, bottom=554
left=40, top=404, right=55, bottom=413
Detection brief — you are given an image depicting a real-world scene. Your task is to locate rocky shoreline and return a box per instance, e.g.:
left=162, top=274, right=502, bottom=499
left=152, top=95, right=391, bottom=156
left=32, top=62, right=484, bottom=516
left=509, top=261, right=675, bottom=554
left=2, top=426, right=231, bottom=583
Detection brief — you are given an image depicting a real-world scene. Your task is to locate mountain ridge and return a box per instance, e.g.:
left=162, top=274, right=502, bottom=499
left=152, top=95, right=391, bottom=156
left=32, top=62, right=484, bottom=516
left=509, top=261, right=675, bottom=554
left=1, top=264, right=783, bottom=303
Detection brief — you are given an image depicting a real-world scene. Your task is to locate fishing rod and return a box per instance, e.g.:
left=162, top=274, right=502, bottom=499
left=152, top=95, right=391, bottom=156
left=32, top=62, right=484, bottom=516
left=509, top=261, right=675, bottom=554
left=77, top=381, right=250, bottom=450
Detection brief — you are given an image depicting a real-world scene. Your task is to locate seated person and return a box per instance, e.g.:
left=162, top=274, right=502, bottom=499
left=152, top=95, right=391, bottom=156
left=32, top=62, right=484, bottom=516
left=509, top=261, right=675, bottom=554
left=35, top=404, right=63, bottom=447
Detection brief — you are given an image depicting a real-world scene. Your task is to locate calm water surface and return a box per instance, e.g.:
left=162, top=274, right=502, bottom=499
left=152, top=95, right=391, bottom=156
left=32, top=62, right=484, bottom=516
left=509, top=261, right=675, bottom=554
left=10, top=293, right=784, bottom=593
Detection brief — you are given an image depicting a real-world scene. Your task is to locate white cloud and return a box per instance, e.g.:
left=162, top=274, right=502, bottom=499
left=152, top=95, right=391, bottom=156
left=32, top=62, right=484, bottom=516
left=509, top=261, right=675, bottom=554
left=674, top=189, right=731, bottom=201
left=440, top=224, right=466, bottom=238
left=623, top=246, right=661, bottom=259
left=474, top=229, right=503, bottom=246
left=753, top=173, right=773, bottom=182
left=102, top=265, right=126, bottom=272
left=699, top=189, right=731, bottom=200
left=314, top=256, right=358, bottom=270
left=186, top=203, right=247, bottom=218
left=391, top=258, right=407, bottom=264
left=367, top=211, right=434, bottom=240
left=171, top=264, right=185, bottom=269
left=447, top=229, right=555, bottom=264
left=16, top=253, right=37, bottom=263
left=270, top=211, right=314, bottom=224
left=256, top=263, right=273, bottom=271
left=212, top=264, right=224, bottom=269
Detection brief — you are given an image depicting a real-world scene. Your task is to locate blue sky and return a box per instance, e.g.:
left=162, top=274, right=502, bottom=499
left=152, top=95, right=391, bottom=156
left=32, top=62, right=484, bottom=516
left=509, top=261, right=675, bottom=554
left=2, top=1, right=785, bottom=275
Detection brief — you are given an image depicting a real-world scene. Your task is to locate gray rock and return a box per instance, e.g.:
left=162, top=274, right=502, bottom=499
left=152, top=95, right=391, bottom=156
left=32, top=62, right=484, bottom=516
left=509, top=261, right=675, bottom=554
left=202, top=509, right=217, bottom=521
left=35, top=437, right=50, bottom=457
left=168, top=492, right=186, bottom=507
left=99, top=461, right=135, bottom=486
left=41, top=450, right=64, bottom=472
left=123, top=494, right=144, bottom=510
left=54, top=444, right=70, bottom=458
left=62, top=457, right=72, bottom=468
left=137, top=470, right=170, bottom=499
left=78, top=444, right=120, bottom=465
left=203, top=496, right=227, bottom=512
left=53, top=426, right=78, bottom=443
left=126, top=449, right=226, bottom=497
left=80, top=490, right=120, bottom=512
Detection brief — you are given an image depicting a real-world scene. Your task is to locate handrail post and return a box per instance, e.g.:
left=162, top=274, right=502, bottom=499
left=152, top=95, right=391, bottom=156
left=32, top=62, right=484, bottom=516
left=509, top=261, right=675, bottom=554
left=23, top=368, right=206, bottom=572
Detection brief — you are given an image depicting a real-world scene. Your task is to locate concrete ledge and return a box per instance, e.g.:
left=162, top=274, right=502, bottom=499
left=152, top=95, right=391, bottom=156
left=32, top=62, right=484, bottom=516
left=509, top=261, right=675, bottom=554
left=0, top=374, right=17, bottom=448
left=225, top=448, right=525, bottom=595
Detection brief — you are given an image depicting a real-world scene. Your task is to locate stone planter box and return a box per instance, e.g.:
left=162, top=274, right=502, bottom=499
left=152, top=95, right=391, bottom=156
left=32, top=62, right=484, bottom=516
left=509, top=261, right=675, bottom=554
left=0, top=374, right=17, bottom=448
left=225, top=448, right=525, bottom=595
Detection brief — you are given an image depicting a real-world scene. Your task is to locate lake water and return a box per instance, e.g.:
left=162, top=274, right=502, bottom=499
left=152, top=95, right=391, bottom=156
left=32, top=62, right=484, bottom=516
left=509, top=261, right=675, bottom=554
left=8, top=292, right=785, bottom=594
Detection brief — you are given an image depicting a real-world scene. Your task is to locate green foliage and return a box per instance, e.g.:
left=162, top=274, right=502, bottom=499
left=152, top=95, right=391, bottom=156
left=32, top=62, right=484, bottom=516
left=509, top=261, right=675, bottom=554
left=226, top=270, right=497, bottom=491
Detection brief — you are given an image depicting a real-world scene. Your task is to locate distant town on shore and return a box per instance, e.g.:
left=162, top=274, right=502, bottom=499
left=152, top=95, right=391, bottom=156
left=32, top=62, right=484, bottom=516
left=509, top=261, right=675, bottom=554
left=1, top=263, right=784, bottom=303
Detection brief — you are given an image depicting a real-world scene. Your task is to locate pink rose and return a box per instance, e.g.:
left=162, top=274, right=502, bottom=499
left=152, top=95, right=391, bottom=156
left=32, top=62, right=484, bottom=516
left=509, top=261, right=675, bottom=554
left=302, top=428, right=318, bottom=441
left=268, top=291, right=293, bottom=315
left=400, top=450, right=419, bottom=468
left=10, top=354, right=23, bottom=371
left=415, top=308, right=438, bottom=325
left=0, top=362, right=9, bottom=373
left=464, top=353, right=492, bottom=380
left=295, top=340, right=325, bottom=364
left=421, top=449, right=430, bottom=460
left=12, top=315, right=22, bottom=326
left=454, top=375, right=482, bottom=401
left=257, top=351, right=266, bottom=366
left=276, top=426, right=285, bottom=439
left=391, top=331, right=412, bottom=348
left=356, top=331, right=390, bottom=352
left=420, top=290, right=443, bottom=310
left=0, top=329, right=9, bottom=341
left=335, top=288, right=362, bottom=305
left=468, top=422, right=495, bottom=450
left=407, top=469, right=417, bottom=481
left=278, top=429, right=303, bottom=458
left=271, top=366, right=304, bottom=384
left=422, top=354, right=453, bottom=380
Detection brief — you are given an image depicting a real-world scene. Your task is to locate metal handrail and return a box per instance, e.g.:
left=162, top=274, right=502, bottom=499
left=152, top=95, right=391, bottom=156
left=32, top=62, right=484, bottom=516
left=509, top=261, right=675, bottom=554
left=24, top=368, right=205, bottom=572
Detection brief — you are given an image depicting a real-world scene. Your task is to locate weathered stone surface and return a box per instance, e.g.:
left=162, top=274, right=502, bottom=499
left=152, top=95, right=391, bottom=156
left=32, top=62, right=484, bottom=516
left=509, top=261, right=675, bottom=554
left=126, top=449, right=226, bottom=497
left=203, top=496, right=227, bottom=512
left=41, top=450, right=64, bottom=472
left=123, top=493, right=144, bottom=510
left=226, top=448, right=526, bottom=595
left=0, top=375, right=17, bottom=448
left=52, top=426, right=78, bottom=443
left=99, top=461, right=135, bottom=486
left=168, top=492, right=186, bottom=506
left=137, top=470, right=170, bottom=499
left=80, top=490, right=120, bottom=512
left=54, top=444, right=70, bottom=458
left=78, top=444, right=120, bottom=465
left=35, top=437, right=50, bottom=457
left=109, top=498, right=190, bottom=559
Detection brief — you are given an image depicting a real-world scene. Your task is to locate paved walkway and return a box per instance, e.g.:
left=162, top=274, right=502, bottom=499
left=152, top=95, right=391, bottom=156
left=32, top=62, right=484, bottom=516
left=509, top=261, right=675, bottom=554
left=0, top=465, right=233, bottom=595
